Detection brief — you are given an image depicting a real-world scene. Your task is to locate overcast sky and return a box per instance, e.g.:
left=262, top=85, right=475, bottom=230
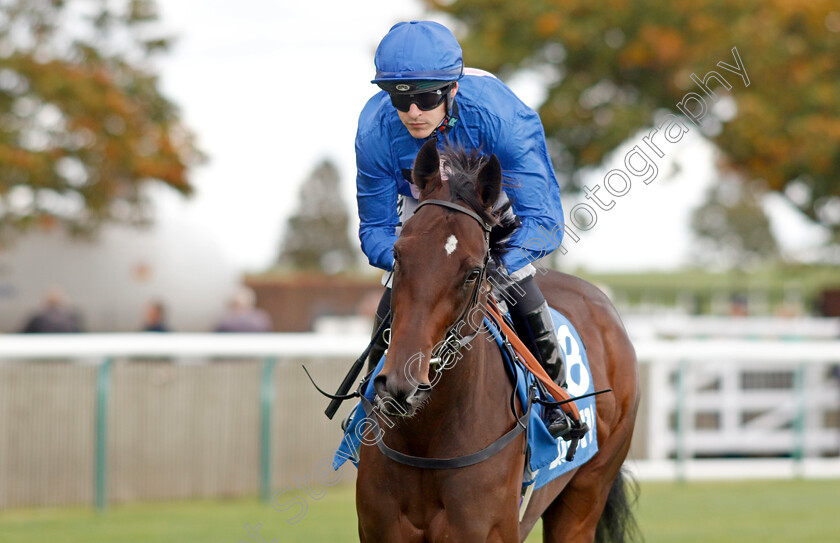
left=151, top=1, right=830, bottom=274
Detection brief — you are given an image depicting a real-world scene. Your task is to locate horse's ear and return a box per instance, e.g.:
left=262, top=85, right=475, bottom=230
left=476, top=154, right=502, bottom=208
left=412, top=139, right=441, bottom=193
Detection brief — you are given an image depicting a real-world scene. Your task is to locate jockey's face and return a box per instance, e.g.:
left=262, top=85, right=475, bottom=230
left=395, top=83, right=458, bottom=139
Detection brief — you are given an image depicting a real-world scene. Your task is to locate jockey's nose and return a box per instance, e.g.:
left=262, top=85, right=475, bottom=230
left=407, top=103, right=423, bottom=117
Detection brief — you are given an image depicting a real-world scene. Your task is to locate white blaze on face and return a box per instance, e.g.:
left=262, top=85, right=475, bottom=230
left=444, top=235, right=458, bottom=255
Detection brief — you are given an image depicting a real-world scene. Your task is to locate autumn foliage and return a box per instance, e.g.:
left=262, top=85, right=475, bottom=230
left=0, top=0, right=203, bottom=238
left=429, top=0, right=840, bottom=241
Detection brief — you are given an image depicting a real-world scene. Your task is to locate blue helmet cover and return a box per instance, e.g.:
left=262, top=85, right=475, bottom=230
left=372, top=21, right=464, bottom=88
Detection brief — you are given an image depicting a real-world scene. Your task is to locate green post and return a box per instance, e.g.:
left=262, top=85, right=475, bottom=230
left=792, top=362, right=807, bottom=476
left=95, top=357, right=113, bottom=511
left=675, top=359, right=689, bottom=483
left=260, top=357, right=277, bottom=503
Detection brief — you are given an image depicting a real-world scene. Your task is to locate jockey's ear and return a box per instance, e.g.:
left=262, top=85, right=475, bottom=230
left=476, top=154, right=501, bottom=208
left=412, top=139, right=442, bottom=194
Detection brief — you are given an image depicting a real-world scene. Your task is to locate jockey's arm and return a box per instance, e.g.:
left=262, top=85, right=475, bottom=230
left=493, top=108, right=566, bottom=276
left=356, top=139, right=399, bottom=271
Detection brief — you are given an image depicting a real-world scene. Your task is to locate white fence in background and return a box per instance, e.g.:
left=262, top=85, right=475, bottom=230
left=626, top=315, right=840, bottom=480
left=1, top=328, right=839, bottom=494
left=632, top=338, right=840, bottom=480
left=624, top=315, right=840, bottom=340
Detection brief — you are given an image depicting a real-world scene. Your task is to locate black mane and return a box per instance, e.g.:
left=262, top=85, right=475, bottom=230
left=439, top=145, right=519, bottom=261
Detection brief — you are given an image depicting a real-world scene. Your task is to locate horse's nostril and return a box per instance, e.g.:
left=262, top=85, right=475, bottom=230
left=373, top=374, right=388, bottom=398
left=411, top=384, right=431, bottom=404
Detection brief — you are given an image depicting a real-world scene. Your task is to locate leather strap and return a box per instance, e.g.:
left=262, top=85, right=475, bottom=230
left=415, top=199, right=493, bottom=232
left=360, top=392, right=530, bottom=470
left=486, top=301, right=581, bottom=421
left=414, top=198, right=491, bottom=364
left=323, top=312, right=391, bottom=419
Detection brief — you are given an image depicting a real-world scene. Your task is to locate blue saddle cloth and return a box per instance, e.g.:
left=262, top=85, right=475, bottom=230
left=333, top=308, right=598, bottom=491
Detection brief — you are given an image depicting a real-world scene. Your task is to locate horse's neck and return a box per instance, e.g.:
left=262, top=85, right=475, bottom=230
left=426, top=342, right=486, bottom=421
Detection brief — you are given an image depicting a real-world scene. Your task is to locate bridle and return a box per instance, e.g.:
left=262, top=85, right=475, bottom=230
left=314, top=198, right=493, bottom=418
left=314, top=198, right=604, bottom=470
left=354, top=198, right=536, bottom=470
left=412, top=199, right=492, bottom=368
left=314, top=197, right=533, bottom=470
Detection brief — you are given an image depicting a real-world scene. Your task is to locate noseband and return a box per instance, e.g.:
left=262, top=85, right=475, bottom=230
left=413, top=199, right=493, bottom=367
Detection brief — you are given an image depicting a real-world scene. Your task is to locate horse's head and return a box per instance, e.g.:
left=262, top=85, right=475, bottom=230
left=373, top=140, right=508, bottom=417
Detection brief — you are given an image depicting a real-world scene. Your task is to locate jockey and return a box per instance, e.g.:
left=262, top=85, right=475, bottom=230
left=356, top=21, right=573, bottom=439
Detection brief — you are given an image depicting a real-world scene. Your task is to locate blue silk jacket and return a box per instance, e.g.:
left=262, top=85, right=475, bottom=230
left=355, top=71, right=566, bottom=274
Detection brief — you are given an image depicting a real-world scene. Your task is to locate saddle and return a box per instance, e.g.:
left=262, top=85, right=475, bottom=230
left=486, top=301, right=582, bottom=422
left=487, top=297, right=589, bottom=446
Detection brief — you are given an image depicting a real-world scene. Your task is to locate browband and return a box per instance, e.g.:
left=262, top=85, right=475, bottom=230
left=414, top=199, right=493, bottom=232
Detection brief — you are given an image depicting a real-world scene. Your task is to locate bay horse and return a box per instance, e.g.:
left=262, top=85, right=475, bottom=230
left=356, top=139, right=640, bottom=542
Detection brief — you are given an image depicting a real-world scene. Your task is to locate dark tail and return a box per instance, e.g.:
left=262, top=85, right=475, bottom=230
left=595, top=467, right=642, bottom=543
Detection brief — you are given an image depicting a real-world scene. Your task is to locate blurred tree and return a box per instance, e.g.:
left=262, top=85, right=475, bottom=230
left=428, top=0, right=840, bottom=243
left=0, top=0, right=203, bottom=239
left=278, top=159, right=357, bottom=274
left=690, top=179, right=779, bottom=269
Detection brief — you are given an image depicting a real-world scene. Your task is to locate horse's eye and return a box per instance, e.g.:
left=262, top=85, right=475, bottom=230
left=464, top=268, right=482, bottom=284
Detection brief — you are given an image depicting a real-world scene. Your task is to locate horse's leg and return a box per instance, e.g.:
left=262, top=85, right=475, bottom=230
left=436, top=514, right=519, bottom=543
left=540, top=418, right=636, bottom=543
left=434, top=509, right=520, bottom=543
left=518, top=468, right=576, bottom=541
left=357, top=505, right=421, bottom=543
left=432, top=463, right=524, bottom=543
left=357, top=459, right=422, bottom=543
left=486, top=524, right=520, bottom=543
left=358, top=520, right=367, bottom=543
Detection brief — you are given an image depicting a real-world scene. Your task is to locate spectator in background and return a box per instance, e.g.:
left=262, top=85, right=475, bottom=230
left=142, top=300, right=169, bottom=332
left=20, top=287, right=84, bottom=333
left=730, top=293, right=748, bottom=317
left=215, top=287, right=273, bottom=333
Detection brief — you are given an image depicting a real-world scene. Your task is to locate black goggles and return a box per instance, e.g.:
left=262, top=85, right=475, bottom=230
left=388, top=85, right=451, bottom=112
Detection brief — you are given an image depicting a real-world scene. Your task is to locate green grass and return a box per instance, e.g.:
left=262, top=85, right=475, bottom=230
left=635, top=479, right=840, bottom=543
left=1, top=480, right=838, bottom=542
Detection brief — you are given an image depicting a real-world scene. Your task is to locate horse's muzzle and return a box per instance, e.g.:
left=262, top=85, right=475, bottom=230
left=373, top=374, right=431, bottom=417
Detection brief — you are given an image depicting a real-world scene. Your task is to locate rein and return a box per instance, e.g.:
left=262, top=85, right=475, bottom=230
left=360, top=387, right=532, bottom=470
left=316, top=312, right=392, bottom=419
